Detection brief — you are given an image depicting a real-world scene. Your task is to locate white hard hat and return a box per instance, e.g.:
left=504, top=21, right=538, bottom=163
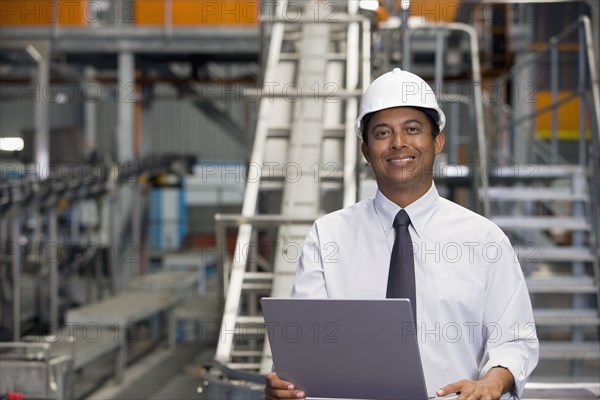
left=355, top=68, right=446, bottom=138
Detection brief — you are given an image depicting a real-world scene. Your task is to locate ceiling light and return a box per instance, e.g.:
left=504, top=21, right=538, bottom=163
left=0, top=137, right=25, bottom=152
left=359, top=1, right=378, bottom=12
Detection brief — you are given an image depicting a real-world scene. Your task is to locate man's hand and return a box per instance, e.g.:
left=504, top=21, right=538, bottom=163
left=436, top=367, right=514, bottom=400
left=265, top=372, right=305, bottom=400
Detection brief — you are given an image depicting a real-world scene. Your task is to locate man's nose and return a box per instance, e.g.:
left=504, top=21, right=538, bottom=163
left=390, top=131, right=406, bottom=149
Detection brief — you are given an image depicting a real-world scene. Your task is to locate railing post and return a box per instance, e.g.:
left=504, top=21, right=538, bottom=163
left=449, top=101, right=460, bottom=164
left=550, top=39, right=559, bottom=164
left=434, top=26, right=444, bottom=98
left=51, top=0, right=59, bottom=38
left=163, top=0, right=173, bottom=38
left=214, top=215, right=228, bottom=309
left=11, top=211, right=21, bottom=341
left=48, top=201, right=58, bottom=335
left=578, top=23, right=587, bottom=167
left=401, top=3, right=410, bottom=71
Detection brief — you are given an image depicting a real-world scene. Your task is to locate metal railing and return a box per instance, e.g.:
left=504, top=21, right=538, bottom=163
left=486, top=15, right=600, bottom=299
left=213, top=214, right=320, bottom=310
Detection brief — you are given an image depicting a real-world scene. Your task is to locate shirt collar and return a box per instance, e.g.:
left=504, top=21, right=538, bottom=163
left=373, top=183, right=440, bottom=238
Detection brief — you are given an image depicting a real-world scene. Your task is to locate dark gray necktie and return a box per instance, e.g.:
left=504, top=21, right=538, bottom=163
left=386, top=209, right=417, bottom=323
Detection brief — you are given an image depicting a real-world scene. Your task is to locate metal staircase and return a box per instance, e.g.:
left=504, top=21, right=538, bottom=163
left=484, top=17, right=600, bottom=374
left=486, top=165, right=600, bottom=363
left=375, top=8, right=600, bottom=377
left=211, top=1, right=370, bottom=377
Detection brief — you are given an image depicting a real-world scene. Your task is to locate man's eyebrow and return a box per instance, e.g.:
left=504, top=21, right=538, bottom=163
left=371, top=119, right=424, bottom=130
left=402, top=119, right=424, bottom=126
left=371, top=122, right=392, bottom=130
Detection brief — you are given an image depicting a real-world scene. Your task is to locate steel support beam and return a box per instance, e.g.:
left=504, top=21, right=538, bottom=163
left=117, top=51, right=135, bottom=162
left=84, top=66, right=98, bottom=157
left=48, top=203, right=58, bottom=335
left=33, top=43, right=50, bottom=178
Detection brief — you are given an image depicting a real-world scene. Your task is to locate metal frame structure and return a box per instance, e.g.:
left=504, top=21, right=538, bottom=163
left=485, top=15, right=600, bottom=371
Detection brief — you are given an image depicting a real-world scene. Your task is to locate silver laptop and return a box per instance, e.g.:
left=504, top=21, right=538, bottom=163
left=261, top=298, right=458, bottom=400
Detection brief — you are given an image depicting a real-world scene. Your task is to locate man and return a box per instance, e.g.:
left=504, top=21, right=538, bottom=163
left=266, top=68, right=539, bottom=400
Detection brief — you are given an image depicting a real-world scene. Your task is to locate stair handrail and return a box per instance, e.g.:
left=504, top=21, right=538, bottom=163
left=581, top=16, right=600, bottom=293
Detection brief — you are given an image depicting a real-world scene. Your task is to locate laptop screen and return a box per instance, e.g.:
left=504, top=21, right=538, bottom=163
left=261, top=298, right=429, bottom=400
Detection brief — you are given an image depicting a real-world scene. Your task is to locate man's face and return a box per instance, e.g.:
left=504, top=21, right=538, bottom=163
left=360, top=107, right=445, bottom=197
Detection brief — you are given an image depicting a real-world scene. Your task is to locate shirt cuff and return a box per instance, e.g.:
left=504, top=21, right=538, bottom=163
left=480, top=356, right=528, bottom=399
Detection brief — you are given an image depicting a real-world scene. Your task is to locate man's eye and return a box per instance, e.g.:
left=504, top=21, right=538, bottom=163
left=406, top=126, right=421, bottom=134
left=374, top=130, right=390, bottom=137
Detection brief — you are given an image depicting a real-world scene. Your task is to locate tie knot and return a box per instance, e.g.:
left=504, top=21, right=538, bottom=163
left=393, top=209, right=411, bottom=228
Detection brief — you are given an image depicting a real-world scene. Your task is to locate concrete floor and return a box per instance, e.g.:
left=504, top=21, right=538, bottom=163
left=83, top=343, right=212, bottom=400
left=83, top=341, right=599, bottom=400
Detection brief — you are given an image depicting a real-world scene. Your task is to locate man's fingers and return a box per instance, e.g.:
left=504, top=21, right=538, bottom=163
left=437, top=380, right=466, bottom=396
left=265, top=372, right=305, bottom=399
left=266, top=372, right=294, bottom=389
left=266, top=388, right=306, bottom=399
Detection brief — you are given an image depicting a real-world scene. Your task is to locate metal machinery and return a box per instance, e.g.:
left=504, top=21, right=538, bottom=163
left=1, top=0, right=257, bottom=397
left=0, top=341, right=73, bottom=399
left=0, top=155, right=196, bottom=397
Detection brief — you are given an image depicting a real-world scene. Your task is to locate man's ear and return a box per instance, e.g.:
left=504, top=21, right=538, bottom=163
left=434, top=132, right=446, bottom=155
left=361, top=141, right=370, bottom=163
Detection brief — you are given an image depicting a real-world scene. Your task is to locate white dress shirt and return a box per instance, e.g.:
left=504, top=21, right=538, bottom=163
left=291, top=183, right=539, bottom=398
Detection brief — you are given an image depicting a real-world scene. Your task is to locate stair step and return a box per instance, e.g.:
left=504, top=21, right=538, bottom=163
left=526, top=276, right=598, bottom=293
left=323, top=126, right=346, bottom=138
left=225, top=362, right=261, bottom=370
left=257, top=169, right=343, bottom=181
left=231, top=350, right=263, bottom=357
left=539, top=341, right=600, bottom=360
left=260, top=181, right=284, bottom=190
left=236, top=316, right=265, bottom=325
left=242, top=283, right=273, bottom=291
left=515, top=246, right=594, bottom=262
left=235, top=317, right=266, bottom=335
left=486, top=187, right=588, bottom=202
left=534, top=309, right=600, bottom=325
left=279, top=53, right=347, bottom=61
left=244, top=272, right=274, bottom=282
left=490, top=165, right=585, bottom=180
left=320, top=181, right=344, bottom=190
left=492, top=216, right=589, bottom=230
left=259, top=169, right=344, bottom=191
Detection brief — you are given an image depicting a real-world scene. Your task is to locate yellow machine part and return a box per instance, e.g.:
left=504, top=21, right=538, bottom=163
left=135, top=0, right=258, bottom=26
left=535, top=90, right=591, bottom=140
left=1, top=0, right=87, bottom=26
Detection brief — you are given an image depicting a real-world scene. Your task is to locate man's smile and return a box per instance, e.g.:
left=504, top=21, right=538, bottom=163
left=387, top=155, right=417, bottom=166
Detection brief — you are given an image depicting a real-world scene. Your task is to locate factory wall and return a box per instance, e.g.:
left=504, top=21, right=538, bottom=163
left=1, top=83, right=251, bottom=162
